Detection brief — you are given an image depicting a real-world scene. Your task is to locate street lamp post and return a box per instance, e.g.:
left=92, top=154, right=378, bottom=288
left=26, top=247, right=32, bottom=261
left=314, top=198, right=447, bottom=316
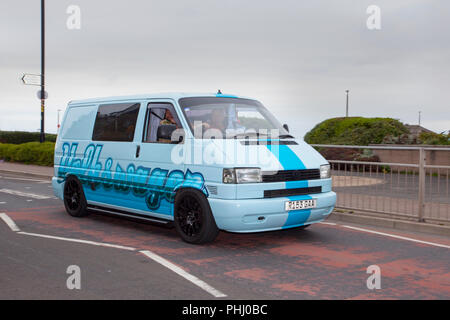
left=40, top=0, right=46, bottom=143
left=345, top=90, right=349, bottom=117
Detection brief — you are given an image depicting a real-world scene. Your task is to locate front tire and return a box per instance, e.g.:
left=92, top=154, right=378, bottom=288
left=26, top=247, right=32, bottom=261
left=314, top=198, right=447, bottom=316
left=174, top=189, right=219, bottom=244
left=63, top=176, right=89, bottom=217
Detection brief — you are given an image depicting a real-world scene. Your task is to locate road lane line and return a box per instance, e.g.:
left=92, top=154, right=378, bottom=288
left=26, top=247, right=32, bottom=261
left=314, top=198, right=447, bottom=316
left=319, top=222, right=337, bottom=226
left=17, top=231, right=137, bottom=251
left=0, top=213, right=21, bottom=232
left=342, top=225, right=450, bottom=249
left=0, top=188, right=51, bottom=200
left=140, top=250, right=227, bottom=298
left=0, top=176, right=50, bottom=183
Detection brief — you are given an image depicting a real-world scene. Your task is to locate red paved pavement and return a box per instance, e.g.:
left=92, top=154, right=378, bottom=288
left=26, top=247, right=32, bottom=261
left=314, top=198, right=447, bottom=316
left=5, top=205, right=450, bottom=299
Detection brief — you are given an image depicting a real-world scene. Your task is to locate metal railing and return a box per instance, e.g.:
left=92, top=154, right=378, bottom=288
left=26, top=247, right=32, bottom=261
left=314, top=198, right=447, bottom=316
left=311, top=144, right=450, bottom=223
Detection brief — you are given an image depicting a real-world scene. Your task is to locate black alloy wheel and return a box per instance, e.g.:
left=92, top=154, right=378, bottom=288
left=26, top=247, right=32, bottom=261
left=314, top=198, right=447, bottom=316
left=174, top=189, right=219, bottom=244
left=63, top=176, right=89, bottom=217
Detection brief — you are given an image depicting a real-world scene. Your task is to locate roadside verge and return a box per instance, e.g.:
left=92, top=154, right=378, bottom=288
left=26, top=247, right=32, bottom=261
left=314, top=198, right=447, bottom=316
left=0, top=162, right=53, bottom=179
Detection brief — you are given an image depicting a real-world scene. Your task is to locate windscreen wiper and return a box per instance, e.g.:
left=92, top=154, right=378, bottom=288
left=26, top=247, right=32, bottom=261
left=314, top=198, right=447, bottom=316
left=278, top=134, right=295, bottom=139
left=230, top=132, right=269, bottom=139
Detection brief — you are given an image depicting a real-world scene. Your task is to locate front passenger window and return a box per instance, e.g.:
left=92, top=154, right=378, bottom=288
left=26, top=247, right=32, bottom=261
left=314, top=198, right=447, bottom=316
left=143, top=103, right=182, bottom=143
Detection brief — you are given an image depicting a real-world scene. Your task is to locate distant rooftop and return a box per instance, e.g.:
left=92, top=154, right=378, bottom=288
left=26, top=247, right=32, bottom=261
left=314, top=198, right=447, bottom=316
left=405, top=124, right=434, bottom=135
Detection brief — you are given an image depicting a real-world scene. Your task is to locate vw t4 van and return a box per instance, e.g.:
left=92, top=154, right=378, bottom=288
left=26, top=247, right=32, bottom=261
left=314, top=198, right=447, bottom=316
left=53, top=93, right=336, bottom=244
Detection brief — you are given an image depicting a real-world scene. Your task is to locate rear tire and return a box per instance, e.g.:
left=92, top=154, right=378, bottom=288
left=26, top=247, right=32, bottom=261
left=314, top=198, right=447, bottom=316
left=174, top=188, right=219, bottom=244
left=63, top=176, right=90, bottom=217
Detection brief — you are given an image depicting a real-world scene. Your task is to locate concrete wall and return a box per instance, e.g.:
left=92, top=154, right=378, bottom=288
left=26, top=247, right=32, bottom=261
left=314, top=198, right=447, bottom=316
left=371, top=145, right=450, bottom=167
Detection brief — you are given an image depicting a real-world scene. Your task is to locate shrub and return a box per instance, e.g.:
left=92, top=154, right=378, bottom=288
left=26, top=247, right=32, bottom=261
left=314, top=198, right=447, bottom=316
left=0, top=142, right=55, bottom=166
left=304, top=117, right=409, bottom=145
left=0, top=131, right=57, bottom=144
left=418, top=131, right=450, bottom=145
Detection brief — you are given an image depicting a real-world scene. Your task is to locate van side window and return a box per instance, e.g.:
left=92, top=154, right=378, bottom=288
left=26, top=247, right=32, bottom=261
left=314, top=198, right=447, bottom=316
left=143, top=103, right=182, bottom=143
left=61, top=105, right=97, bottom=140
left=92, top=103, right=140, bottom=142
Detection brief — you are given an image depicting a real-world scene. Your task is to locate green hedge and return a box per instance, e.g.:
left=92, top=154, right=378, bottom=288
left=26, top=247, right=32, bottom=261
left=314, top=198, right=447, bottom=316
left=304, top=117, right=409, bottom=145
left=418, top=132, right=450, bottom=145
left=0, top=142, right=55, bottom=166
left=0, top=131, right=57, bottom=144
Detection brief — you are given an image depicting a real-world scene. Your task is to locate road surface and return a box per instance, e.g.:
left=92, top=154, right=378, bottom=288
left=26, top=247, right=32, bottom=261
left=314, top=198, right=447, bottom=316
left=0, top=172, right=449, bottom=299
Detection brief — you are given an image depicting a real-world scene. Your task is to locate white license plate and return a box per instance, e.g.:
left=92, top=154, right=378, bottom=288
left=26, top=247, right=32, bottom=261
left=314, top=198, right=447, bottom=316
left=285, top=199, right=317, bottom=211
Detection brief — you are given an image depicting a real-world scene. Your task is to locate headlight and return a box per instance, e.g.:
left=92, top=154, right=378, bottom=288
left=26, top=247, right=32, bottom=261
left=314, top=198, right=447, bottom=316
left=320, top=164, right=331, bottom=179
left=223, top=169, right=236, bottom=184
left=223, top=168, right=262, bottom=184
left=236, top=168, right=262, bottom=183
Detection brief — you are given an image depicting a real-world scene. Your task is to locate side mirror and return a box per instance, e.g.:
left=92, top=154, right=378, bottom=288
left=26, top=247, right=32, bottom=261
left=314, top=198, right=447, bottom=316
left=157, top=124, right=177, bottom=141
left=283, top=124, right=289, bottom=133
left=171, top=128, right=185, bottom=144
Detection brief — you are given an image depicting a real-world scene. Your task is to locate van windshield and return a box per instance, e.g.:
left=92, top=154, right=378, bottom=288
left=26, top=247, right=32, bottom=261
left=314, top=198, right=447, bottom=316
left=179, top=97, right=290, bottom=139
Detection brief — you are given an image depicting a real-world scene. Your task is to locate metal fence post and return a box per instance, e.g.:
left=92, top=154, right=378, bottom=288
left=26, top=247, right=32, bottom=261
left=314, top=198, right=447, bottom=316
left=418, top=147, right=426, bottom=222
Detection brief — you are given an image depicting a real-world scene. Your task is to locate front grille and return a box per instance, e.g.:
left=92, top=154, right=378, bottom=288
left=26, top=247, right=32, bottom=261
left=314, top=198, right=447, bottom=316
left=262, top=169, right=320, bottom=183
left=264, top=186, right=322, bottom=198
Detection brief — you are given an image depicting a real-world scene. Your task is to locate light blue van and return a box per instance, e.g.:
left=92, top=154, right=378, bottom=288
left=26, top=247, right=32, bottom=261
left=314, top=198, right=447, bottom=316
left=53, top=93, right=336, bottom=244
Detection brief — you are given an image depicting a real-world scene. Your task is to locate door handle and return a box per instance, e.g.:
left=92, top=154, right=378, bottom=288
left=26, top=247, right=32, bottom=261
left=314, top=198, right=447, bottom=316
left=136, top=145, right=141, bottom=158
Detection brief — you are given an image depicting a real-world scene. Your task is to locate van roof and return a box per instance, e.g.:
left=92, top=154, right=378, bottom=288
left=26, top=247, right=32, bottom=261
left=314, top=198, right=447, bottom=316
left=68, top=92, right=251, bottom=106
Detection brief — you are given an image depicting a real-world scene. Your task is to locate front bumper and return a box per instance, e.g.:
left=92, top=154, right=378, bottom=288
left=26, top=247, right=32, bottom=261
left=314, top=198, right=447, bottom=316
left=52, top=176, right=64, bottom=200
left=209, top=191, right=336, bottom=232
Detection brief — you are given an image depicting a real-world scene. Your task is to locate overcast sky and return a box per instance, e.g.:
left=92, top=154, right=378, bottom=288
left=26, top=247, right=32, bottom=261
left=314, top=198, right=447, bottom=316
left=1, top=0, right=449, bottom=138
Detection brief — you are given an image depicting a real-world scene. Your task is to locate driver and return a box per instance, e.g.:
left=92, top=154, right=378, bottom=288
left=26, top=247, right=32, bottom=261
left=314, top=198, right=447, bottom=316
left=206, top=109, right=226, bottom=132
left=160, top=109, right=178, bottom=127
left=191, top=108, right=227, bottom=138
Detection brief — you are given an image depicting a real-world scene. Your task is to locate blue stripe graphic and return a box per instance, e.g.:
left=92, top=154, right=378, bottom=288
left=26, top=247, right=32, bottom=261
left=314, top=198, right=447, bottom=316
left=215, top=94, right=238, bottom=98
left=266, top=144, right=306, bottom=170
left=265, top=144, right=311, bottom=228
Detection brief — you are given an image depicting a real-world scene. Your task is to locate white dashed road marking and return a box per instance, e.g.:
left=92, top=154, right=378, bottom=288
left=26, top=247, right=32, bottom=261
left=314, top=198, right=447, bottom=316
left=0, top=188, right=51, bottom=200
left=342, top=225, right=450, bottom=249
left=0, top=175, right=50, bottom=183
left=319, top=222, right=337, bottom=226
left=0, top=213, right=21, bottom=232
left=17, top=231, right=137, bottom=251
left=140, top=250, right=227, bottom=298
